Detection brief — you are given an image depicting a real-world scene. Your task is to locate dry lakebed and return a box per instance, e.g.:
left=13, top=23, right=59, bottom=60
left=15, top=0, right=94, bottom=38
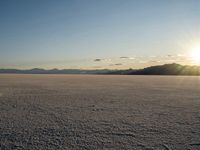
left=0, top=74, right=200, bottom=150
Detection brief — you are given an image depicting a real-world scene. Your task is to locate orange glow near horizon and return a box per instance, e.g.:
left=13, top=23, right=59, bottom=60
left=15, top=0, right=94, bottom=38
left=190, top=45, right=200, bottom=64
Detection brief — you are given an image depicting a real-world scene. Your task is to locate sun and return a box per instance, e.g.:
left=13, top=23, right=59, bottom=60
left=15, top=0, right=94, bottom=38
left=190, top=46, right=200, bottom=63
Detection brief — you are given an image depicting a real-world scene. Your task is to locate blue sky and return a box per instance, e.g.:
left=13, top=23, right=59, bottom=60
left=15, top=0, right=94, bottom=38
left=0, top=0, right=200, bottom=69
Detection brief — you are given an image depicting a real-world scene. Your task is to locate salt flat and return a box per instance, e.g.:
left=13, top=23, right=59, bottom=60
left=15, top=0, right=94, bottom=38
left=0, top=74, right=200, bottom=150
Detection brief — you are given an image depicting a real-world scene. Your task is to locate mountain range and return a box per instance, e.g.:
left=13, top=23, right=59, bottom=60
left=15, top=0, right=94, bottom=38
left=0, top=63, right=200, bottom=75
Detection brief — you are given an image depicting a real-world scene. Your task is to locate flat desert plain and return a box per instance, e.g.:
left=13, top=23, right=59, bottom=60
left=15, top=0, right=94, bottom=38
left=0, top=74, right=200, bottom=150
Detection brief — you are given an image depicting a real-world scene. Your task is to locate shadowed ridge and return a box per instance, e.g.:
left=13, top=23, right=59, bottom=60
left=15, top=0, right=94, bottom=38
left=107, top=63, right=200, bottom=75
left=128, top=63, right=200, bottom=75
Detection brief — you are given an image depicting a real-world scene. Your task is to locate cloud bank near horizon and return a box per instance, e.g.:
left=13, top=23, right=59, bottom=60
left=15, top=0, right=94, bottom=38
left=0, top=54, right=196, bottom=70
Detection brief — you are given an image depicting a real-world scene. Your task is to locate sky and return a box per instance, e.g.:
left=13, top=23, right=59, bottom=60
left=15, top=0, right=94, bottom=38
left=0, top=0, right=200, bottom=69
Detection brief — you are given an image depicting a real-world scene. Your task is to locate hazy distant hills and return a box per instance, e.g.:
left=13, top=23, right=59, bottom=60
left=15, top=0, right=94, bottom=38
left=0, top=63, right=200, bottom=75
left=0, top=68, right=112, bottom=74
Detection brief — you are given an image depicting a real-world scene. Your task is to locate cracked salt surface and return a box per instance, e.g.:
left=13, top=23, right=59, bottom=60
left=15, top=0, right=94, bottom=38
left=1, top=75, right=200, bottom=149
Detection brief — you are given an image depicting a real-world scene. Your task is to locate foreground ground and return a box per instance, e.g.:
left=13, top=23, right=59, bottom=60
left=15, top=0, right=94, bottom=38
left=0, top=74, right=200, bottom=150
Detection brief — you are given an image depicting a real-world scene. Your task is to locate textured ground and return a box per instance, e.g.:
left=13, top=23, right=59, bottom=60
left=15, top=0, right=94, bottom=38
left=0, top=74, right=200, bottom=150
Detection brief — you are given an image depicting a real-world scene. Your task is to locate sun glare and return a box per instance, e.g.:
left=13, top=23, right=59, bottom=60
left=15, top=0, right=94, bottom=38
left=190, top=46, right=200, bottom=64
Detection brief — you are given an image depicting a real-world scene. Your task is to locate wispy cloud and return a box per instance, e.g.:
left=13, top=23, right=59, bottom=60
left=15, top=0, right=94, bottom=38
left=94, top=59, right=102, bottom=62
left=120, top=56, right=135, bottom=60
left=120, top=57, right=129, bottom=59
left=94, top=58, right=112, bottom=62
left=109, top=63, right=123, bottom=66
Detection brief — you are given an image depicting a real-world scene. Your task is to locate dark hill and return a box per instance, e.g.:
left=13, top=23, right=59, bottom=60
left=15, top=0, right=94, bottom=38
left=131, top=63, right=200, bottom=75
left=108, top=63, right=200, bottom=75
